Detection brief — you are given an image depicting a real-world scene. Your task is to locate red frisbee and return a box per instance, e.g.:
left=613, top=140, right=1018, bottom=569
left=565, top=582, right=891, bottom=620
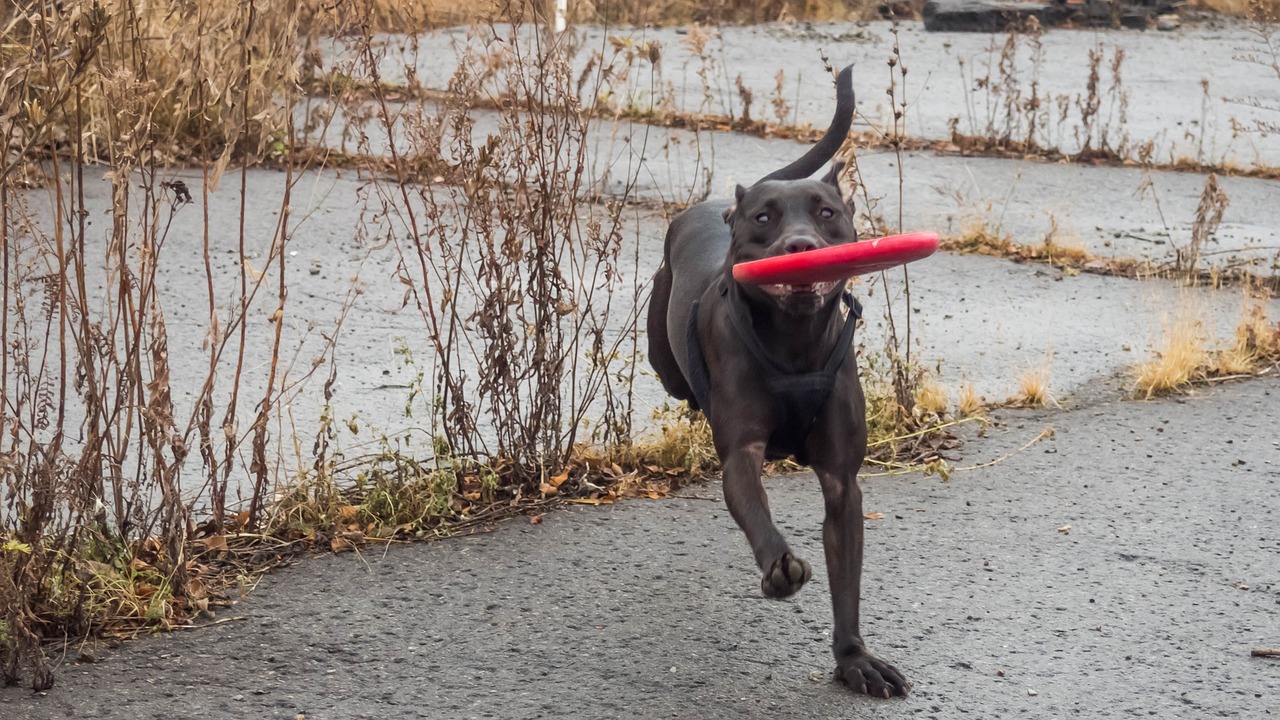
left=732, top=232, right=939, bottom=285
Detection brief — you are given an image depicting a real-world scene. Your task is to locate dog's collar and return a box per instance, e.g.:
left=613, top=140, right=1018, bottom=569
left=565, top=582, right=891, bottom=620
left=723, top=280, right=861, bottom=378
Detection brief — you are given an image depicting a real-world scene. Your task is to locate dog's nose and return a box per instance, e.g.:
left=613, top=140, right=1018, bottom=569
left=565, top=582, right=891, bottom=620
left=784, top=238, right=819, bottom=254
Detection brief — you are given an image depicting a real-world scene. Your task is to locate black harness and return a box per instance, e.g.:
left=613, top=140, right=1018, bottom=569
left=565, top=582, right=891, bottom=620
left=686, top=283, right=862, bottom=465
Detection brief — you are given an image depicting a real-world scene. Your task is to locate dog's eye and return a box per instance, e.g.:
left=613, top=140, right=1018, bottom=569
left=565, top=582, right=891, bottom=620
left=819, top=207, right=835, bottom=219
left=754, top=212, right=770, bottom=224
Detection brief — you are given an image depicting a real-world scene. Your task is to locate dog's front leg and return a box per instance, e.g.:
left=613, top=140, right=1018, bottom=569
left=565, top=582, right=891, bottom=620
left=719, top=441, right=812, bottom=599
left=814, top=464, right=910, bottom=697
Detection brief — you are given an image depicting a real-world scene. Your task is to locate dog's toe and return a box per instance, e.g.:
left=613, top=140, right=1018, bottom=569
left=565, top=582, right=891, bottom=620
left=760, top=552, right=811, bottom=598
left=835, top=653, right=910, bottom=698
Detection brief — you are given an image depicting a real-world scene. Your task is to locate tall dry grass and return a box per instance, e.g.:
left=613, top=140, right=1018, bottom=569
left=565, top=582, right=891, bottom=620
left=1134, top=292, right=1280, bottom=398
left=1, top=0, right=326, bottom=689
left=952, top=21, right=1132, bottom=162
left=331, top=0, right=886, bottom=30
left=0, top=0, right=651, bottom=690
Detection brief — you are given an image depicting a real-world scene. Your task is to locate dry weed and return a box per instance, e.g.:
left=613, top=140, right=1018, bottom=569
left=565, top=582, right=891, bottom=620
left=1041, top=216, right=1091, bottom=266
left=1180, top=173, right=1231, bottom=276
left=1012, top=356, right=1056, bottom=408
left=1208, top=300, right=1280, bottom=375
left=957, top=383, right=985, bottom=418
left=1194, top=0, right=1280, bottom=18
left=1134, top=310, right=1210, bottom=398
left=913, top=376, right=950, bottom=419
left=942, top=215, right=1014, bottom=256
left=1134, top=294, right=1280, bottom=398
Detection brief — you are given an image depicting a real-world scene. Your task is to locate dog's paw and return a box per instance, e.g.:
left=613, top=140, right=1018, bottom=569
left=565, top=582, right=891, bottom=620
left=760, top=552, right=811, bottom=598
left=835, top=652, right=910, bottom=698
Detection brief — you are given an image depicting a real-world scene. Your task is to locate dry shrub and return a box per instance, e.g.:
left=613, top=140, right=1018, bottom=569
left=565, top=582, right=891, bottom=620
left=913, top=376, right=950, bottom=419
left=1012, top=356, right=1055, bottom=407
left=583, top=0, right=876, bottom=25
left=1134, top=290, right=1280, bottom=398
left=1, top=0, right=315, bottom=176
left=352, top=13, right=642, bottom=476
left=1209, top=301, right=1280, bottom=375
left=1177, top=173, right=1230, bottom=276
left=613, top=403, right=717, bottom=477
left=1041, top=217, right=1091, bottom=266
left=952, top=24, right=1131, bottom=163
left=1134, top=310, right=1210, bottom=398
left=352, top=0, right=884, bottom=27
left=943, top=216, right=1013, bottom=256
left=1, top=0, right=319, bottom=686
left=956, top=383, right=985, bottom=418
left=0, top=0, right=649, bottom=690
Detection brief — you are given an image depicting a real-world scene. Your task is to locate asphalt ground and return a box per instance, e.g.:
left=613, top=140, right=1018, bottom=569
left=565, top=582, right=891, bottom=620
left=9, top=375, right=1278, bottom=719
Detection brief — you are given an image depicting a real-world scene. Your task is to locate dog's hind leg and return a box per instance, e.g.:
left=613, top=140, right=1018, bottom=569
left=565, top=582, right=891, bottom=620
left=646, top=260, right=696, bottom=403
left=809, top=380, right=909, bottom=697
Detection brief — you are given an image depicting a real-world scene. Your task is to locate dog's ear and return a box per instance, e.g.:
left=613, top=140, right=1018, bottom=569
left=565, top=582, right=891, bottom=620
left=821, top=161, right=845, bottom=188
left=723, top=184, right=748, bottom=223
left=822, top=161, right=857, bottom=208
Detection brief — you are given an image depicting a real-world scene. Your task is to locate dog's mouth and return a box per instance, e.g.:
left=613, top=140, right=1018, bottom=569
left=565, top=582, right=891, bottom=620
left=759, top=281, right=839, bottom=298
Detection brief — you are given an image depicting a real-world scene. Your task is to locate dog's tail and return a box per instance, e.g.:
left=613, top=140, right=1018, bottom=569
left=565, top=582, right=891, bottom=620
left=757, top=64, right=854, bottom=183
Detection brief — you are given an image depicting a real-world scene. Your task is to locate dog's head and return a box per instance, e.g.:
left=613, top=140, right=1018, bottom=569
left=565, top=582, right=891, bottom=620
left=723, top=167, right=856, bottom=315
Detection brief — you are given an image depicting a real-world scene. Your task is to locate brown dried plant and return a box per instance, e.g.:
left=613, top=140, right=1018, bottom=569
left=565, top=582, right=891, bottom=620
left=2, top=0, right=353, bottom=689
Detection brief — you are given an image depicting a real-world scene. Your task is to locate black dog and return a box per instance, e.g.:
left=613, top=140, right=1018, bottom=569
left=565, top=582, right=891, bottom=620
left=646, top=65, right=909, bottom=698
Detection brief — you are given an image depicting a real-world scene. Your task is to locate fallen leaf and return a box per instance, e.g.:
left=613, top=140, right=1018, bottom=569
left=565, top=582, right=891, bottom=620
left=330, top=536, right=353, bottom=553
left=337, top=505, right=359, bottom=521
left=549, top=470, right=570, bottom=488
left=568, top=496, right=614, bottom=505
left=864, top=512, right=885, bottom=520
left=200, top=535, right=228, bottom=552
left=538, top=482, right=558, bottom=496
left=529, top=514, right=543, bottom=525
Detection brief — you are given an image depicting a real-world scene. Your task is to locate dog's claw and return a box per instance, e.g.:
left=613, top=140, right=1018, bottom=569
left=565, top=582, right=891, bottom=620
left=760, top=552, right=811, bottom=598
left=835, top=652, right=910, bottom=698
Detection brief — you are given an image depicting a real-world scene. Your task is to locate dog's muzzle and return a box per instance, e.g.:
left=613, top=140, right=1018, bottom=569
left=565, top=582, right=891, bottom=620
left=758, top=280, right=841, bottom=298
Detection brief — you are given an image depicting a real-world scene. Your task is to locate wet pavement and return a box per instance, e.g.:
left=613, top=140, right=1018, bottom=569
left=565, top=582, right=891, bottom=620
left=18, top=133, right=1280, bottom=454
left=6, top=17, right=1280, bottom=716
left=7, top=376, right=1279, bottom=719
